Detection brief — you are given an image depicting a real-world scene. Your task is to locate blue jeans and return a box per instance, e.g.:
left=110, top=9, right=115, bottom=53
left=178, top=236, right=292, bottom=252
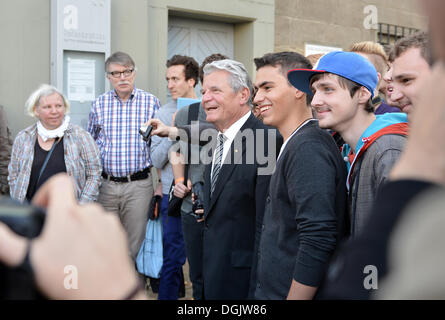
left=158, top=194, right=186, bottom=300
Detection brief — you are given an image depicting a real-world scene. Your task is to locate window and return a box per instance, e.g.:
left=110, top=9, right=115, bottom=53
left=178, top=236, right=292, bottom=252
left=378, top=23, right=419, bottom=46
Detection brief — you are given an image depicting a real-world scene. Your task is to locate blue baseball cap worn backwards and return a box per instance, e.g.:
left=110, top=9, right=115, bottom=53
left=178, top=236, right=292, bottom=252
left=287, top=51, right=379, bottom=98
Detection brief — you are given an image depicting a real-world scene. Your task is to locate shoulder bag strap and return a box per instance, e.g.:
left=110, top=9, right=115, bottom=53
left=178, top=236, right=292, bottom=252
left=183, top=102, right=200, bottom=181
left=36, top=137, right=61, bottom=185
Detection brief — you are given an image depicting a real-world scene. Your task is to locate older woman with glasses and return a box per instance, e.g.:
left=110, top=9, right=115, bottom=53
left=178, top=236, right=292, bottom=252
left=8, top=84, right=102, bottom=203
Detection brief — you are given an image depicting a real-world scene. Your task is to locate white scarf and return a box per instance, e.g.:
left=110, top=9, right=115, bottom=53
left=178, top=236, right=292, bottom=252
left=37, top=116, right=70, bottom=142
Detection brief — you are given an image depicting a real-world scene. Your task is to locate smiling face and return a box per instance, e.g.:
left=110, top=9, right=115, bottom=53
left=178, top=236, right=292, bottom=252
left=391, top=48, right=431, bottom=117
left=201, top=69, right=250, bottom=132
left=34, top=93, right=66, bottom=130
left=310, top=74, right=361, bottom=133
left=253, top=65, right=300, bottom=128
left=383, top=64, right=402, bottom=109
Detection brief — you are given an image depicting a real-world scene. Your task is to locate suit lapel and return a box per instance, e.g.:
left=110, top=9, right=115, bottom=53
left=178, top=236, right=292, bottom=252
left=206, top=114, right=256, bottom=217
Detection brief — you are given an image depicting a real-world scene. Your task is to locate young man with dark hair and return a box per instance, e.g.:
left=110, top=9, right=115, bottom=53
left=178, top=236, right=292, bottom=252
left=165, top=55, right=199, bottom=100
left=198, top=54, right=228, bottom=84
left=252, top=52, right=348, bottom=299
left=150, top=54, right=199, bottom=300
left=390, top=31, right=432, bottom=121
left=288, top=51, right=408, bottom=238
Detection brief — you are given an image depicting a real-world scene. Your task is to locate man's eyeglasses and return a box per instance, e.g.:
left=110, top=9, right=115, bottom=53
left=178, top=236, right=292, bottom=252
left=107, top=69, right=134, bottom=78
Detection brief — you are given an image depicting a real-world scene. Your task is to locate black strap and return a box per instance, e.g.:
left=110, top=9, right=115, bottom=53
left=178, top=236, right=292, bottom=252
left=183, top=102, right=201, bottom=182
left=187, top=102, right=200, bottom=124
left=36, top=137, right=61, bottom=185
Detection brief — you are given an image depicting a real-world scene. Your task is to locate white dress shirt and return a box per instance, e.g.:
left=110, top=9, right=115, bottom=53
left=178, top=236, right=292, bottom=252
left=211, top=111, right=251, bottom=180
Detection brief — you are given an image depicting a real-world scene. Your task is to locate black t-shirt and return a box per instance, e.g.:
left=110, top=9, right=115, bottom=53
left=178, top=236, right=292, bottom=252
left=26, top=137, right=66, bottom=201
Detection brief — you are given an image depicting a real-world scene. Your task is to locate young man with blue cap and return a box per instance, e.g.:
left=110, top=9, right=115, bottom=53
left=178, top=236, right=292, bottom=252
left=252, top=52, right=348, bottom=300
left=288, top=51, right=408, bottom=237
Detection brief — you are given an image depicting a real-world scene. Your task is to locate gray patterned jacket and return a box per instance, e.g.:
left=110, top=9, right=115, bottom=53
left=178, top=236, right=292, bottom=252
left=8, top=123, right=102, bottom=203
left=349, top=134, right=406, bottom=237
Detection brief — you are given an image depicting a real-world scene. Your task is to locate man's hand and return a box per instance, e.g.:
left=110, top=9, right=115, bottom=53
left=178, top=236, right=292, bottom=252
left=191, top=192, right=205, bottom=223
left=173, top=179, right=192, bottom=199
left=145, top=119, right=178, bottom=138
left=0, top=174, right=146, bottom=300
left=154, top=182, right=163, bottom=197
left=0, top=222, right=27, bottom=267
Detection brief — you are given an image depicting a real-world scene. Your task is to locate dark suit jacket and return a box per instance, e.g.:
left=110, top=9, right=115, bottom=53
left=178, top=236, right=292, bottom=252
left=202, top=113, right=281, bottom=300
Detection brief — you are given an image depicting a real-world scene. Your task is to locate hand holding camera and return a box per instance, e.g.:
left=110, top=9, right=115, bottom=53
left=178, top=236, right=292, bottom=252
left=173, top=178, right=191, bottom=199
left=139, top=124, right=153, bottom=142
left=191, top=182, right=205, bottom=222
left=0, top=174, right=144, bottom=299
left=143, top=118, right=178, bottom=139
left=0, top=196, right=46, bottom=299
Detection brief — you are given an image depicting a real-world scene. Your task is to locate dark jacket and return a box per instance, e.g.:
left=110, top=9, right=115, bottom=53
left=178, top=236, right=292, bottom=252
left=317, top=180, right=434, bottom=299
left=255, top=120, right=348, bottom=299
left=202, top=113, right=281, bottom=300
left=347, top=114, right=408, bottom=237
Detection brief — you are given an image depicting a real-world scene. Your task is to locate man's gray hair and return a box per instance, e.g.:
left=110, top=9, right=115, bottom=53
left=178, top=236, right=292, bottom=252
left=105, top=51, right=136, bottom=72
left=25, top=84, right=70, bottom=117
left=203, top=59, right=253, bottom=106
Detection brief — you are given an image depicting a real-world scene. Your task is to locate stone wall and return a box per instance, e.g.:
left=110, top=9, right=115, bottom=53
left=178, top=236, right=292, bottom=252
left=275, top=0, right=428, bottom=54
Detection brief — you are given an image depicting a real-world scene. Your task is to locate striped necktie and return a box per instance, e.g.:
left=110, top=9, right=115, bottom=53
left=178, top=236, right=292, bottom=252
left=211, top=133, right=226, bottom=195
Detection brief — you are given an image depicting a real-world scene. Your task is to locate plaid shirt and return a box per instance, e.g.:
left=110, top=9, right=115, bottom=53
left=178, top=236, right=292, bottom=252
left=88, top=88, right=160, bottom=177
left=8, top=123, right=102, bottom=203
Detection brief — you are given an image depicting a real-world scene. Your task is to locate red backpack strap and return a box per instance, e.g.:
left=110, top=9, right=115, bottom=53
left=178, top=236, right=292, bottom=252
left=348, top=149, right=355, bottom=166
left=348, top=123, right=409, bottom=186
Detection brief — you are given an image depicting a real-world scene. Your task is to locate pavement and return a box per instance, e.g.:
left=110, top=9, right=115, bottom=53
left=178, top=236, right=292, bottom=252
left=144, top=260, right=193, bottom=300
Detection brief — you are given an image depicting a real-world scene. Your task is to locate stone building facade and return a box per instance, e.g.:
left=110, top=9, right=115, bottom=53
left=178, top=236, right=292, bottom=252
left=0, top=0, right=428, bottom=137
left=275, top=0, right=428, bottom=55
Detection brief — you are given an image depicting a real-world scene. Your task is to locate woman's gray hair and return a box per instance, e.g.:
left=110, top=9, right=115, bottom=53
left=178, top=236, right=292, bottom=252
left=26, top=84, right=70, bottom=117
left=203, top=59, right=254, bottom=106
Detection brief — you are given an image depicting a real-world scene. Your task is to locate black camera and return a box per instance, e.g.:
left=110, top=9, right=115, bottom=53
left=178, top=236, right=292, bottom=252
left=0, top=196, right=46, bottom=299
left=192, top=182, right=204, bottom=220
left=139, top=125, right=153, bottom=142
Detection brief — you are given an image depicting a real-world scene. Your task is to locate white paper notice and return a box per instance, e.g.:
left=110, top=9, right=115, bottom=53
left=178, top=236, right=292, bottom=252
left=67, top=58, right=96, bottom=101
left=305, top=44, right=343, bottom=56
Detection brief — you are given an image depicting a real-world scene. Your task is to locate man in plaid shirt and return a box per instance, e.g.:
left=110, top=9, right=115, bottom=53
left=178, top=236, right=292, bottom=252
left=88, top=52, right=160, bottom=260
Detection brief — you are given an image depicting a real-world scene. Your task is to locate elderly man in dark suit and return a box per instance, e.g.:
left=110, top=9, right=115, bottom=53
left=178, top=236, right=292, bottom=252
left=198, top=59, right=281, bottom=300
